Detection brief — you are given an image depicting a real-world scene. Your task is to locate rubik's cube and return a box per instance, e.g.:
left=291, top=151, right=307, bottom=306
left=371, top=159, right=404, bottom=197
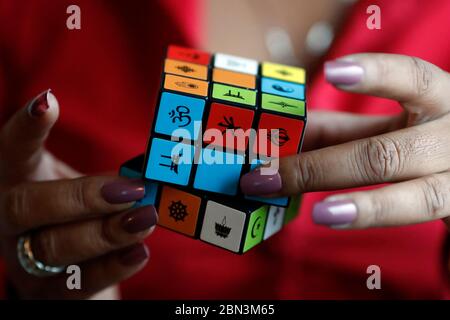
left=120, top=45, right=306, bottom=254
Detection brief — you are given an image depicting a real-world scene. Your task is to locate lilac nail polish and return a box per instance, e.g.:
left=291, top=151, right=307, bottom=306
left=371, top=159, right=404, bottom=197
left=324, top=60, right=364, bottom=86
left=101, top=179, right=145, bottom=204
left=119, top=243, right=149, bottom=266
left=28, top=89, right=51, bottom=117
left=312, top=199, right=357, bottom=226
left=240, top=168, right=282, bottom=195
left=121, top=206, right=158, bottom=234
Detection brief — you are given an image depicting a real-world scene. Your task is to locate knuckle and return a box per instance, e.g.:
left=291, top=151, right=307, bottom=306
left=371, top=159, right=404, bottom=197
left=420, top=174, right=448, bottom=219
left=0, top=186, right=28, bottom=234
left=32, top=231, right=58, bottom=265
left=292, top=155, right=323, bottom=192
left=99, top=218, right=122, bottom=249
left=408, top=56, right=434, bottom=99
left=356, top=137, right=404, bottom=183
left=71, top=178, right=102, bottom=213
left=366, top=194, right=390, bottom=227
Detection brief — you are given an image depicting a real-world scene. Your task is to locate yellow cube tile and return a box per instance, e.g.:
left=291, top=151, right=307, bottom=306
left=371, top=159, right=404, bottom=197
left=262, top=62, right=305, bottom=84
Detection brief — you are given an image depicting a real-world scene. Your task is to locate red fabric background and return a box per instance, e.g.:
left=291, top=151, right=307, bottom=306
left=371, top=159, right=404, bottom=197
left=0, top=0, right=449, bottom=299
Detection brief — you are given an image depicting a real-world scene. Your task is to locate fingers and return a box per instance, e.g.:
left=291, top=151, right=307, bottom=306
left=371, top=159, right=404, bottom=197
left=302, top=110, right=406, bottom=151
left=73, top=243, right=150, bottom=299
left=0, top=176, right=145, bottom=235
left=312, top=172, right=450, bottom=229
left=325, top=54, right=450, bottom=122
left=30, top=205, right=158, bottom=266
left=241, top=117, right=450, bottom=196
left=0, top=90, right=59, bottom=182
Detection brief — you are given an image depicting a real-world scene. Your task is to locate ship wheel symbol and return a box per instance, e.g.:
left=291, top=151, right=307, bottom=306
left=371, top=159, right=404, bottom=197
left=168, top=200, right=188, bottom=222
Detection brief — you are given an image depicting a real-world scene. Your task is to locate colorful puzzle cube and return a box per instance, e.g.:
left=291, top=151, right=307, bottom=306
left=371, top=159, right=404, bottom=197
left=119, top=154, right=301, bottom=254
left=143, top=45, right=307, bottom=207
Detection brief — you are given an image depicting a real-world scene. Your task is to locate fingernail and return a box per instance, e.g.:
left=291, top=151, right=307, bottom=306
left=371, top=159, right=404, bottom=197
left=324, top=60, right=364, bottom=86
left=101, top=179, right=145, bottom=204
left=121, top=206, right=158, bottom=234
left=119, top=243, right=149, bottom=266
left=28, top=89, right=52, bottom=117
left=240, top=168, right=282, bottom=195
left=312, top=199, right=357, bottom=227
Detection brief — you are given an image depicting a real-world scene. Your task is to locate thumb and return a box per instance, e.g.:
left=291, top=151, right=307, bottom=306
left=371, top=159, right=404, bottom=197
left=0, top=89, right=59, bottom=183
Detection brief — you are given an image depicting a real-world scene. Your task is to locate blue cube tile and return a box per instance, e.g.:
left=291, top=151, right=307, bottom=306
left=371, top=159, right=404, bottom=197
left=155, top=92, right=205, bottom=141
left=245, top=158, right=289, bottom=206
left=145, top=138, right=195, bottom=186
left=193, top=148, right=244, bottom=196
left=261, top=78, right=305, bottom=100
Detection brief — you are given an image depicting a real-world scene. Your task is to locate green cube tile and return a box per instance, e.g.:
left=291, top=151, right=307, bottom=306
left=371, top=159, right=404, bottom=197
left=261, top=93, right=305, bottom=117
left=212, top=83, right=257, bottom=107
left=243, top=205, right=268, bottom=252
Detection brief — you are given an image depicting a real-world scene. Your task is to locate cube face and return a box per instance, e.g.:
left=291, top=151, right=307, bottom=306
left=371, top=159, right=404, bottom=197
left=204, top=102, right=255, bottom=151
left=154, top=92, right=205, bottom=141
left=144, top=45, right=308, bottom=209
left=158, top=186, right=203, bottom=237
left=119, top=154, right=302, bottom=254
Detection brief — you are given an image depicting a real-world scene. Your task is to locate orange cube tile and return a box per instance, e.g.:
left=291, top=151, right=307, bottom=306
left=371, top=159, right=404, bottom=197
left=164, top=59, right=208, bottom=80
left=158, top=186, right=202, bottom=237
left=212, top=68, right=256, bottom=89
left=164, top=74, right=209, bottom=97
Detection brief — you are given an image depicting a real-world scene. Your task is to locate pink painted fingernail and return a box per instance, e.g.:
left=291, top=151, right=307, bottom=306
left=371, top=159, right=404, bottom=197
left=324, top=61, right=364, bottom=86
left=312, top=199, right=357, bottom=227
left=101, top=179, right=145, bottom=204
left=28, top=89, right=52, bottom=117
left=240, top=168, right=282, bottom=195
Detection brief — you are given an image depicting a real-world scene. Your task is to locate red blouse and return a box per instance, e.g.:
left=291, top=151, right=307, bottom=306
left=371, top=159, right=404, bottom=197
left=0, top=0, right=449, bottom=299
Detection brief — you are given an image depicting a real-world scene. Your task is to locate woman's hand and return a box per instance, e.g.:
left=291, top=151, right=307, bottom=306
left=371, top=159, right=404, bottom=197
left=241, top=53, right=450, bottom=230
left=0, top=90, right=157, bottom=299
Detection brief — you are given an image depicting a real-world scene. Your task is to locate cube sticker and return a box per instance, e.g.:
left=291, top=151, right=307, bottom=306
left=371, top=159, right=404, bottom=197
left=262, top=62, right=305, bottom=84
left=212, top=83, right=257, bottom=106
left=193, top=148, right=244, bottom=195
left=164, top=59, right=208, bottom=80
left=145, top=138, right=195, bottom=186
left=200, top=200, right=246, bottom=253
left=243, top=206, right=268, bottom=252
left=164, top=74, right=209, bottom=97
left=214, top=53, right=258, bottom=75
left=154, top=92, right=205, bottom=141
left=261, top=78, right=305, bottom=100
left=261, top=93, right=306, bottom=117
left=254, top=113, right=304, bottom=157
left=263, top=206, right=286, bottom=240
left=167, top=45, right=210, bottom=65
left=158, top=186, right=202, bottom=237
left=212, top=68, right=256, bottom=89
left=204, top=102, right=255, bottom=151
